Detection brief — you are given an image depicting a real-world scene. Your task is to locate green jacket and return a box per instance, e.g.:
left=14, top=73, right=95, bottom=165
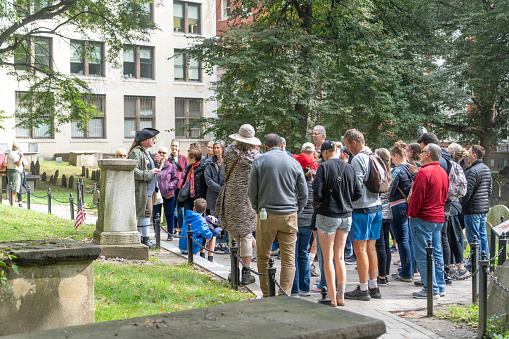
left=128, top=145, right=154, bottom=218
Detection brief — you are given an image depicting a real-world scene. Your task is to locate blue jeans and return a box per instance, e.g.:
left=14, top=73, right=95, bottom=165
left=410, top=218, right=446, bottom=294
left=153, top=195, right=176, bottom=234
left=390, top=203, right=414, bottom=279
left=464, top=213, right=489, bottom=258
left=292, top=227, right=313, bottom=294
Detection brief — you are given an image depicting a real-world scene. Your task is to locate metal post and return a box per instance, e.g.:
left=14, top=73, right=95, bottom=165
left=426, top=238, right=434, bottom=317
left=47, top=188, right=51, bottom=214
left=69, top=193, right=75, bottom=220
left=230, top=239, right=239, bottom=290
left=187, top=224, right=194, bottom=265
left=478, top=251, right=489, bottom=338
left=471, top=236, right=479, bottom=304
left=155, top=213, right=161, bottom=248
left=490, top=228, right=497, bottom=272
left=318, top=287, right=332, bottom=306
left=8, top=182, right=13, bottom=206
left=26, top=186, right=30, bottom=210
left=80, top=179, right=84, bottom=206
left=267, top=257, right=277, bottom=297
left=499, top=233, right=507, bottom=267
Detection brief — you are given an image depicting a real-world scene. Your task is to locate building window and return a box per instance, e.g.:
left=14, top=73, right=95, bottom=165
left=123, top=46, right=154, bottom=79
left=174, top=50, right=201, bottom=82
left=70, top=40, right=104, bottom=76
left=173, top=2, right=200, bottom=34
left=141, top=2, right=153, bottom=22
left=15, top=91, right=53, bottom=139
left=175, top=98, right=202, bottom=139
left=222, top=0, right=230, bottom=19
left=71, top=95, right=106, bottom=138
left=124, top=96, right=155, bottom=138
left=14, top=36, right=52, bottom=72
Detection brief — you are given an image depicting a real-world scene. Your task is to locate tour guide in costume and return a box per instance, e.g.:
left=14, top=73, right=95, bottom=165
left=128, top=128, right=161, bottom=248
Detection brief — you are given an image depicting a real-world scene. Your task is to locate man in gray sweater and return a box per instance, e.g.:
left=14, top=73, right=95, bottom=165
left=249, top=133, right=308, bottom=297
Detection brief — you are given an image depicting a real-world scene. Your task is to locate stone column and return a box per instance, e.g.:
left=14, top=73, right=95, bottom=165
left=93, top=159, right=148, bottom=259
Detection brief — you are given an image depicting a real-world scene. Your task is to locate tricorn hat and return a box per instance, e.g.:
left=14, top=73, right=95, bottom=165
left=229, top=124, right=261, bottom=146
left=135, top=128, right=160, bottom=142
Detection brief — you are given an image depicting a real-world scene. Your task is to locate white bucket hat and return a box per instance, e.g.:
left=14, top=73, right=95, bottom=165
left=229, top=124, right=261, bottom=146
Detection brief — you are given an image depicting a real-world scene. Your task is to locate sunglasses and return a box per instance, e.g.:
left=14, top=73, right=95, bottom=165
left=118, top=154, right=127, bottom=158
left=158, top=151, right=167, bottom=155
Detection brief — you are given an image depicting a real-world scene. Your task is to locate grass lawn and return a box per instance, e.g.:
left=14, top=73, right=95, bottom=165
left=1, top=205, right=252, bottom=322
left=20, top=161, right=99, bottom=209
left=94, top=261, right=251, bottom=322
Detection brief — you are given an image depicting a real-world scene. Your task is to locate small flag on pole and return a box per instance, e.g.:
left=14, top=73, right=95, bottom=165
left=74, top=198, right=86, bottom=230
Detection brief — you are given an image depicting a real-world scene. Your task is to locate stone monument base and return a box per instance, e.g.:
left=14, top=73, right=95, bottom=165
left=93, top=229, right=141, bottom=245
left=98, top=244, right=149, bottom=260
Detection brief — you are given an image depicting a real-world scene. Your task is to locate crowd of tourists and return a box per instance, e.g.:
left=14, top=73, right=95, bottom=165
left=127, top=124, right=492, bottom=306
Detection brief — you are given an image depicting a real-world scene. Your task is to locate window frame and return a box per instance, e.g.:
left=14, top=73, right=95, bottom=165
left=175, top=98, right=203, bottom=139
left=14, top=36, right=53, bottom=72
left=124, top=96, right=156, bottom=138
left=70, top=40, right=105, bottom=77
left=173, top=1, right=201, bottom=35
left=123, top=45, right=154, bottom=79
left=71, top=94, right=106, bottom=139
left=15, top=91, right=54, bottom=139
left=174, top=50, right=201, bottom=82
left=222, top=0, right=230, bottom=19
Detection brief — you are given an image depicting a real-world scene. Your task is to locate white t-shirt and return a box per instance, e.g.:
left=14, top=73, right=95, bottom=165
left=7, top=151, right=23, bottom=172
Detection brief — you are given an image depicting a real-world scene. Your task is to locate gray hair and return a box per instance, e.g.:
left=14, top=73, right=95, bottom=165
left=427, top=143, right=442, bottom=161
left=213, top=140, right=226, bottom=152
left=313, top=125, right=326, bottom=137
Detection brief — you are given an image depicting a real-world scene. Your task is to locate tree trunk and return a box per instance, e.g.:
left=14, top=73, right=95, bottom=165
left=479, top=130, right=494, bottom=167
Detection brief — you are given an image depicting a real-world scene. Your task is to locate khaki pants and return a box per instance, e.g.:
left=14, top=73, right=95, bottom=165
left=256, top=211, right=298, bottom=297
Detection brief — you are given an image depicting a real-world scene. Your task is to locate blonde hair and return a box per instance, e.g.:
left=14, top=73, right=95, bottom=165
left=448, top=142, right=469, bottom=162
left=115, top=148, right=127, bottom=158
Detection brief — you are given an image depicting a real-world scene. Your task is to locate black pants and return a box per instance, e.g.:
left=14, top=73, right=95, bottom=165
left=376, top=219, right=392, bottom=277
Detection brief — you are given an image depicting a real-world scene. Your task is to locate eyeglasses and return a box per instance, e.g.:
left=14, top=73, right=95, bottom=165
left=421, top=149, right=430, bottom=154
left=158, top=151, right=167, bottom=155
left=118, top=154, right=127, bottom=158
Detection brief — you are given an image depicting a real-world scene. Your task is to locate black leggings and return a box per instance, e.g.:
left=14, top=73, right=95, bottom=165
left=376, top=219, right=392, bottom=277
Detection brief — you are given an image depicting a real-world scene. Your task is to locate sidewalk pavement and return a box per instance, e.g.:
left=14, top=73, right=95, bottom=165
left=5, top=201, right=467, bottom=339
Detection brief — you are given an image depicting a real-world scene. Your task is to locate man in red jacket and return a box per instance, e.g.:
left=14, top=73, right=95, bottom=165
left=408, top=143, right=449, bottom=299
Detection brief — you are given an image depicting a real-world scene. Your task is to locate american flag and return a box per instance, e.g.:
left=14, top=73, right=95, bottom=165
left=74, top=198, right=86, bottom=230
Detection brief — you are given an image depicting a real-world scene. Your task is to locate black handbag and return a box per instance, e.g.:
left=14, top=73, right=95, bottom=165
left=177, top=181, right=190, bottom=202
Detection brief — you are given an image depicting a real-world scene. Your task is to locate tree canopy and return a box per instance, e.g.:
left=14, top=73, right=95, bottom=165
left=0, top=0, right=156, bottom=133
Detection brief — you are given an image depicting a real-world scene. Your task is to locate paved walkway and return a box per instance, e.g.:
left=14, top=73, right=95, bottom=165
left=5, top=200, right=471, bottom=339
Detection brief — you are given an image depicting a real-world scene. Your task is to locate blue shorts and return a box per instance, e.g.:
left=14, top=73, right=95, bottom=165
left=350, top=211, right=382, bottom=241
left=316, top=214, right=351, bottom=234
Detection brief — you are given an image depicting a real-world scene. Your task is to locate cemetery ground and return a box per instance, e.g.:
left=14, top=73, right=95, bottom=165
left=0, top=205, right=252, bottom=323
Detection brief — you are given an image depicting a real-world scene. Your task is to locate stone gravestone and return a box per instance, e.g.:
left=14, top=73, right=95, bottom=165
left=487, top=205, right=509, bottom=248
left=41, top=172, right=47, bottom=182
left=61, top=174, right=67, bottom=188
left=82, top=166, right=86, bottom=177
left=93, top=189, right=100, bottom=205
left=91, top=170, right=96, bottom=181
left=491, top=181, right=501, bottom=206
left=35, top=160, right=40, bottom=175
left=30, top=161, right=35, bottom=174
left=68, top=175, right=74, bottom=189
left=488, top=260, right=509, bottom=331
left=52, top=170, right=59, bottom=185
left=50, top=175, right=53, bottom=184
left=97, top=169, right=100, bottom=181
left=86, top=168, right=89, bottom=178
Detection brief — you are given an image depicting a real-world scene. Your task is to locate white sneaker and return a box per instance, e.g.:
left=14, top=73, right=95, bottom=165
left=439, top=291, right=446, bottom=297
left=299, top=291, right=311, bottom=297
left=290, top=293, right=300, bottom=298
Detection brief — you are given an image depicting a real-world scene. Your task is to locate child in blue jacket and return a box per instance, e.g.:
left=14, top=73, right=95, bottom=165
left=179, top=198, right=221, bottom=262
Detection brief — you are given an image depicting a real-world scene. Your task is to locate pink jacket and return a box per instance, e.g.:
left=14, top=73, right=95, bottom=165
left=157, top=160, right=179, bottom=197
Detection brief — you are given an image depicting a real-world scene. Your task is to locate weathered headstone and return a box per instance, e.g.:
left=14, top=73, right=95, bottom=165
left=55, top=157, right=62, bottom=163
left=488, top=260, right=509, bottom=331
left=93, top=189, right=100, bottom=205
left=41, top=172, right=47, bottom=182
left=30, top=161, right=35, bottom=174
left=97, top=170, right=100, bottom=181
left=502, top=184, right=509, bottom=203
left=35, top=161, right=40, bottom=175
left=91, top=170, right=96, bottom=181
left=50, top=175, right=53, bottom=184
left=82, top=166, right=86, bottom=177
left=61, top=174, right=67, bottom=188
left=52, top=170, right=59, bottom=185
left=86, top=168, right=89, bottom=178
left=68, top=175, right=74, bottom=189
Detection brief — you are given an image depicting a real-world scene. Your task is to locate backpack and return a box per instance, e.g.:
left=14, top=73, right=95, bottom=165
left=447, top=160, right=467, bottom=201
left=363, top=152, right=390, bottom=194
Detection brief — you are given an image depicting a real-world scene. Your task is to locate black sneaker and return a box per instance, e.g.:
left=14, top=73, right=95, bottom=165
left=344, top=285, right=371, bottom=301
left=345, top=255, right=357, bottom=265
left=414, top=280, right=424, bottom=286
left=369, top=287, right=381, bottom=299
left=377, top=277, right=388, bottom=286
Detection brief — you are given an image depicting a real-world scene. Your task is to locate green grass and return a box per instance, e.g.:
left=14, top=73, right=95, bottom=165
left=94, top=261, right=251, bottom=322
left=21, top=161, right=98, bottom=209
left=0, top=204, right=95, bottom=242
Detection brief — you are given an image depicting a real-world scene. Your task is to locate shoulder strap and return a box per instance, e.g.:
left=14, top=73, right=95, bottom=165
left=225, top=151, right=245, bottom=182
left=397, top=186, right=408, bottom=201
left=325, top=162, right=347, bottom=196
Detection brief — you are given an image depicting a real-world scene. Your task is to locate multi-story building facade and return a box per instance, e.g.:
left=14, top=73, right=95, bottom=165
left=0, top=0, right=217, bottom=158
